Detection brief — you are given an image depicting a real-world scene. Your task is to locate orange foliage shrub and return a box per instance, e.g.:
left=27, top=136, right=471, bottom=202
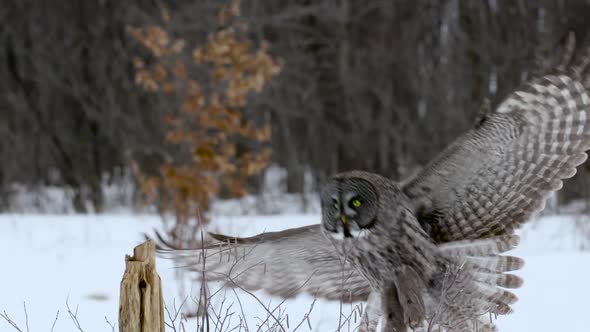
left=128, top=1, right=282, bottom=235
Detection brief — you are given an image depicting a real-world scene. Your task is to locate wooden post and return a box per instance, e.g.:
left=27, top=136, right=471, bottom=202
left=118, top=239, right=165, bottom=332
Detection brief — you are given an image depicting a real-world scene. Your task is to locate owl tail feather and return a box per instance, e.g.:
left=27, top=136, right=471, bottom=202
left=429, top=234, right=524, bottom=331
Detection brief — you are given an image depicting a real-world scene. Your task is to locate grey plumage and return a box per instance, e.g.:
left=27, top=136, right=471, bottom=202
left=320, top=172, right=522, bottom=332
left=159, top=42, right=590, bottom=331
left=164, top=225, right=370, bottom=302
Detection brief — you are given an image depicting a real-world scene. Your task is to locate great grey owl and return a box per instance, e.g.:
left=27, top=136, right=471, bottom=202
left=160, top=40, right=590, bottom=331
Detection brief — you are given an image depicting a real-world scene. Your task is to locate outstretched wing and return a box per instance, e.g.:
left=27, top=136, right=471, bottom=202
left=158, top=225, right=371, bottom=302
left=403, top=51, right=590, bottom=243
left=429, top=235, right=524, bottom=332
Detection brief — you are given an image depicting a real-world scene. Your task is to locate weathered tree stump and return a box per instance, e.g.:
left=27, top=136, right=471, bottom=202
left=119, top=239, right=165, bottom=332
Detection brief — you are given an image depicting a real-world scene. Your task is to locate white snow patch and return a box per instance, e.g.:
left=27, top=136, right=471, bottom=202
left=0, top=213, right=589, bottom=331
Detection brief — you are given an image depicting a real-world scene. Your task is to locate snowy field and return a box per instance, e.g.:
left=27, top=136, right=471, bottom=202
left=1, top=213, right=589, bottom=331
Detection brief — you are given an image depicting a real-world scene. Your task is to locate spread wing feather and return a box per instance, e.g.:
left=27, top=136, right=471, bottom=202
left=157, top=225, right=371, bottom=302
left=403, top=51, right=590, bottom=243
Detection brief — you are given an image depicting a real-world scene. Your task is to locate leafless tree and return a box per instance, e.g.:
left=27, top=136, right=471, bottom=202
left=2, top=0, right=590, bottom=211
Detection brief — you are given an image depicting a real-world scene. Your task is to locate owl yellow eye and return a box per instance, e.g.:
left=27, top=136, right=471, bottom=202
left=351, top=198, right=362, bottom=208
left=332, top=199, right=339, bottom=209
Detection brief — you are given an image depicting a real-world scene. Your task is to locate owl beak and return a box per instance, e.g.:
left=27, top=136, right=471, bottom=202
left=340, top=215, right=353, bottom=238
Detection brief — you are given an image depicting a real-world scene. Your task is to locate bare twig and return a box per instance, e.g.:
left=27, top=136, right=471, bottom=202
left=50, top=310, right=60, bottom=332
left=65, top=296, right=84, bottom=332
left=166, top=223, right=345, bottom=332
left=165, top=297, right=189, bottom=331
left=231, top=287, right=250, bottom=332
left=105, top=316, right=116, bottom=332
left=22, top=303, right=29, bottom=332
left=164, top=307, right=178, bottom=331
left=242, top=289, right=285, bottom=332
left=200, top=230, right=211, bottom=332
left=0, top=310, right=24, bottom=332
left=292, top=298, right=317, bottom=332
left=244, top=270, right=317, bottom=332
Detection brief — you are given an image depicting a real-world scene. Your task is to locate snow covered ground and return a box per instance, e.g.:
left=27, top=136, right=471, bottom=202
left=1, top=213, right=589, bottom=331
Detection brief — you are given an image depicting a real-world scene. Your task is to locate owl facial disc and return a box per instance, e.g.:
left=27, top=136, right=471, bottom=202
left=320, top=176, right=379, bottom=240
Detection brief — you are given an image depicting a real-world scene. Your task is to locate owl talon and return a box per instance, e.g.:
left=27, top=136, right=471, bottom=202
left=405, top=316, right=425, bottom=330
left=404, top=307, right=425, bottom=330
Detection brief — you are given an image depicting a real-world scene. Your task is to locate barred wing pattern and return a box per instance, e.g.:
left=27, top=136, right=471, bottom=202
left=432, top=235, right=524, bottom=332
left=404, top=68, right=590, bottom=243
left=159, top=225, right=371, bottom=302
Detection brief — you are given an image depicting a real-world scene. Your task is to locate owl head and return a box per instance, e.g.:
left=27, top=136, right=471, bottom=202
left=320, top=171, right=384, bottom=240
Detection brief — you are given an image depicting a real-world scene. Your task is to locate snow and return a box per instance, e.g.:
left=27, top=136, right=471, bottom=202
left=1, top=213, right=589, bottom=331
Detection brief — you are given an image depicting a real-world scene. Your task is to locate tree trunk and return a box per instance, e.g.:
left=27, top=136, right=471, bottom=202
left=118, top=240, right=165, bottom=332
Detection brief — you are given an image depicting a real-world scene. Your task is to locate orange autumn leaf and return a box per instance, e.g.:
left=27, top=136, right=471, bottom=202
left=129, top=0, right=281, bottom=229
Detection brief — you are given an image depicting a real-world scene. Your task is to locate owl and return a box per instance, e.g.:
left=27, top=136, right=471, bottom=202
left=160, top=40, right=590, bottom=331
